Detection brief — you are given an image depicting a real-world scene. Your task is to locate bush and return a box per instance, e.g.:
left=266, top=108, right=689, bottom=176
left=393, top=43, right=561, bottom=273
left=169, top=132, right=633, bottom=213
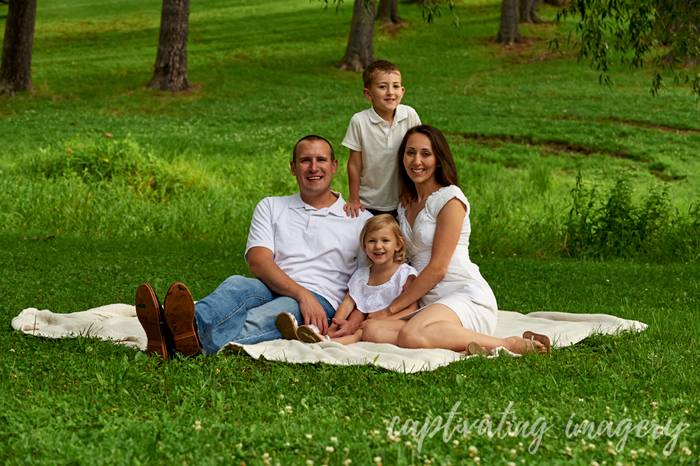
left=563, top=172, right=699, bottom=260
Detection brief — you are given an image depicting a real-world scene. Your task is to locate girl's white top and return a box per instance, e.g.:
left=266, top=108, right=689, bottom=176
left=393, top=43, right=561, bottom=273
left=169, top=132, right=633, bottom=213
left=398, top=185, right=498, bottom=334
left=348, top=263, right=418, bottom=314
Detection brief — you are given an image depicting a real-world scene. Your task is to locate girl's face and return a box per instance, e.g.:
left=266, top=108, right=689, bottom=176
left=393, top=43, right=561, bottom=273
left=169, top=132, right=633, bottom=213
left=364, top=226, right=401, bottom=266
left=403, top=132, right=437, bottom=185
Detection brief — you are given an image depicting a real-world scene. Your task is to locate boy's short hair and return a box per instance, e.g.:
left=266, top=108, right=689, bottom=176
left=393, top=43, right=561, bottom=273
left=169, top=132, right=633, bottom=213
left=362, top=60, right=401, bottom=88
left=292, top=135, right=335, bottom=163
left=359, top=214, right=407, bottom=264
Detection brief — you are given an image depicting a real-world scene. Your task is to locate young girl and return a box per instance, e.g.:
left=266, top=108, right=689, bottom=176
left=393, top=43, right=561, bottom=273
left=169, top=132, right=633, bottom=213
left=276, top=214, right=419, bottom=345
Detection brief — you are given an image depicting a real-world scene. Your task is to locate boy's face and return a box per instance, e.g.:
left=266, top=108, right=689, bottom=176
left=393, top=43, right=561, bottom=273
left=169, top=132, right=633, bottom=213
left=363, top=72, right=405, bottom=118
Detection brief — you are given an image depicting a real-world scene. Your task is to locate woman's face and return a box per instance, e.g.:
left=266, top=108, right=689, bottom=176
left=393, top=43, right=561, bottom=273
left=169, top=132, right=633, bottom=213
left=403, top=132, right=437, bottom=185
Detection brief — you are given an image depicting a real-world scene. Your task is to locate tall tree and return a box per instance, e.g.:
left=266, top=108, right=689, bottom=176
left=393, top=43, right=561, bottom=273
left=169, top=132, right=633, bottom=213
left=519, top=0, right=545, bottom=24
left=339, top=0, right=376, bottom=71
left=147, top=0, right=190, bottom=92
left=495, top=0, right=523, bottom=44
left=377, top=0, right=402, bottom=24
left=553, top=0, right=700, bottom=95
left=0, top=0, right=37, bottom=95
left=335, top=0, right=455, bottom=70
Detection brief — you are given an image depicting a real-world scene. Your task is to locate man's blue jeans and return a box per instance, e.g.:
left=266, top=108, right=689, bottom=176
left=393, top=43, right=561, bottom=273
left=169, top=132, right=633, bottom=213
left=193, top=275, right=335, bottom=355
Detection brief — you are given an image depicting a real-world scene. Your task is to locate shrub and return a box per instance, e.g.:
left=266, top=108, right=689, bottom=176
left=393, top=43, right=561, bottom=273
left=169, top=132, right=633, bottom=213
left=563, top=172, right=698, bottom=260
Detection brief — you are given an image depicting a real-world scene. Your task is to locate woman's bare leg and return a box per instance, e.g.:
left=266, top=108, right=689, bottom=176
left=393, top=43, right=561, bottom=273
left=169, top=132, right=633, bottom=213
left=361, top=320, right=407, bottom=345
left=397, top=304, right=547, bottom=354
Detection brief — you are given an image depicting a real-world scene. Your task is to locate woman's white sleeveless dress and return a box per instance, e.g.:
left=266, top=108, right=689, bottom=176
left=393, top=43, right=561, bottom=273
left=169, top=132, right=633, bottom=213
left=398, top=185, right=498, bottom=335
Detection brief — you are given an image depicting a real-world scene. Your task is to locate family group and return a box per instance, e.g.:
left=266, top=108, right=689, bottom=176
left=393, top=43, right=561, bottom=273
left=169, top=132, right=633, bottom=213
left=134, top=60, right=551, bottom=360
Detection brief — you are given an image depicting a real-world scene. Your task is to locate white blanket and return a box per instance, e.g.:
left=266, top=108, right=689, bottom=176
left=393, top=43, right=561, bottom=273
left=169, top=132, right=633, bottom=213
left=12, top=304, right=646, bottom=373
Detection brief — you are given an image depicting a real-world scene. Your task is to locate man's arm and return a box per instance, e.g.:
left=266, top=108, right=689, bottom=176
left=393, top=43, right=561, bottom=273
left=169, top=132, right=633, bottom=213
left=247, top=246, right=330, bottom=334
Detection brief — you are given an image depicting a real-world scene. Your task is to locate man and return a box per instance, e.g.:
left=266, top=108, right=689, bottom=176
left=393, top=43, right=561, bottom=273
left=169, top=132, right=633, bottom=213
left=135, top=135, right=373, bottom=359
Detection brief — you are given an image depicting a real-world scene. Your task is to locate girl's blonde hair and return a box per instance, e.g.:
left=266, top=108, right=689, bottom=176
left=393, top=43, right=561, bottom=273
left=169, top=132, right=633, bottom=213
left=359, top=214, right=407, bottom=264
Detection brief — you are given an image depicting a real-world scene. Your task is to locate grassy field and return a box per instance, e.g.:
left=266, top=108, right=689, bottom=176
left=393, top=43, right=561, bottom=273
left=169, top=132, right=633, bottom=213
left=1, top=0, right=700, bottom=464
left=1, top=0, right=699, bottom=259
left=2, top=238, right=699, bottom=465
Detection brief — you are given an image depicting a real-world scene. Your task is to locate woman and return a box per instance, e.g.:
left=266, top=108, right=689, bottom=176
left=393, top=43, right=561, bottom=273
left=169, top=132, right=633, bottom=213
left=362, top=125, right=550, bottom=354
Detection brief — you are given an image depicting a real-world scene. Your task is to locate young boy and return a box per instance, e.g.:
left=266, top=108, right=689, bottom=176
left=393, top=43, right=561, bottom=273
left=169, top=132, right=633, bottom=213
left=342, top=60, right=421, bottom=218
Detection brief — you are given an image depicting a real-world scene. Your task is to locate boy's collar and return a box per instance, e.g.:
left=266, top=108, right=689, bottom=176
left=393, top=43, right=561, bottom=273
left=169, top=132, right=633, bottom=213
left=368, top=105, right=407, bottom=125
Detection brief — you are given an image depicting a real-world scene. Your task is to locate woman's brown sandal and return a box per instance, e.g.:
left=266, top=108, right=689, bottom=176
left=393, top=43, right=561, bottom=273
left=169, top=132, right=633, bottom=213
left=522, top=331, right=551, bottom=354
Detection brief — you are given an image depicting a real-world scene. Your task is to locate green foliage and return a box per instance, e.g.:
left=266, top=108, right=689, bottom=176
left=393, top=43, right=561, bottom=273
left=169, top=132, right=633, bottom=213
left=553, top=0, right=700, bottom=95
left=421, top=0, right=459, bottom=26
left=564, top=172, right=700, bottom=260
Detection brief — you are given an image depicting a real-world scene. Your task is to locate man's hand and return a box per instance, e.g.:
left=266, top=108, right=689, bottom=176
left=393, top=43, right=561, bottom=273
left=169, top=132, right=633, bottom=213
left=343, top=200, right=366, bottom=218
left=328, top=317, right=360, bottom=338
left=298, top=292, right=329, bottom=335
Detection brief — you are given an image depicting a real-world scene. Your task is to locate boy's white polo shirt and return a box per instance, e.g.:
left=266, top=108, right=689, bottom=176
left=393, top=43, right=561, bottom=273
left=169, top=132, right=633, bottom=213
left=245, top=191, right=373, bottom=309
left=342, top=104, right=421, bottom=211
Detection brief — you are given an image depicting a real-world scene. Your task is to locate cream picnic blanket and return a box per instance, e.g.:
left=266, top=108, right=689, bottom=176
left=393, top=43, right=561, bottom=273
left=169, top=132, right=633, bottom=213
left=12, top=304, right=646, bottom=373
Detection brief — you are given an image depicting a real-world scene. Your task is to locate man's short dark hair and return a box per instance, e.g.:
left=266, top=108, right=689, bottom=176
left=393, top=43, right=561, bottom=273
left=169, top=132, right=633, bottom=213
left=292, top=135, right=335, bottom=163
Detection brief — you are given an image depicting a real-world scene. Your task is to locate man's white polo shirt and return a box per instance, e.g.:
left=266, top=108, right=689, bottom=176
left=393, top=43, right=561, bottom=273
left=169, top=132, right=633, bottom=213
left=245, top=191, right=373, bottom=309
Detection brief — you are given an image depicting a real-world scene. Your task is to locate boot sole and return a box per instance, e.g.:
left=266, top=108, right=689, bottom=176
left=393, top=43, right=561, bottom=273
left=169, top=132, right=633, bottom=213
left=164, top=282, right=200, bottom=357
left=135, top=283, right=167, bottom=360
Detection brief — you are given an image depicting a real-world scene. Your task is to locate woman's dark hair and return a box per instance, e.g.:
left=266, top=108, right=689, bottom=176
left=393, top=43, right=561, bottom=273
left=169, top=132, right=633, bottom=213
left=397, top=125, right=459, bottom=198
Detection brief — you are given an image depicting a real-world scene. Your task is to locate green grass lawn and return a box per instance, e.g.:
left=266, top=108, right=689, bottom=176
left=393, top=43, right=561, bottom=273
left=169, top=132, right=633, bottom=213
left=1, top=0, right=700, bottom=464
left=1, top=237, right=699, bottom=464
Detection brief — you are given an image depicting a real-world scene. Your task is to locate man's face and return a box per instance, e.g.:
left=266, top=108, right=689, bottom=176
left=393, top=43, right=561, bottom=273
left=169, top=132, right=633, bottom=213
left=290, top=140, right=338, bottom=198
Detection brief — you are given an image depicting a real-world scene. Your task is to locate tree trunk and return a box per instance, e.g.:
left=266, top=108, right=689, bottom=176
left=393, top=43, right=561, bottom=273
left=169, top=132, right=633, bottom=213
left=147, top=0, right=190, bottom=92
left=340, top=0, right=376, bottom=71
left=519, top=0, right=546, bottom=24
left=0, top=0, right=37, bottom=95
left=377, top=0, right=402, bottom=24
left=543, top=0, right=564, bottom=6
left=495, top=0, right=524, bottom=45
left=656, top=0, right=700, bottom=67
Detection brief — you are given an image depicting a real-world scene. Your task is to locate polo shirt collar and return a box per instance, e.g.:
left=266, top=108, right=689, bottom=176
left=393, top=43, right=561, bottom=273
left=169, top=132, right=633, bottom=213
left=292, top=191, right=346, bottom=216
left=368, top=105, right=407, bottom=126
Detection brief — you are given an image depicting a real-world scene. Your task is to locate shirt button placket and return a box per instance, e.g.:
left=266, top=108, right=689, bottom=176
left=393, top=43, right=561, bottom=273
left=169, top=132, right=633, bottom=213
left=308, top=215, right=318, bottom=235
